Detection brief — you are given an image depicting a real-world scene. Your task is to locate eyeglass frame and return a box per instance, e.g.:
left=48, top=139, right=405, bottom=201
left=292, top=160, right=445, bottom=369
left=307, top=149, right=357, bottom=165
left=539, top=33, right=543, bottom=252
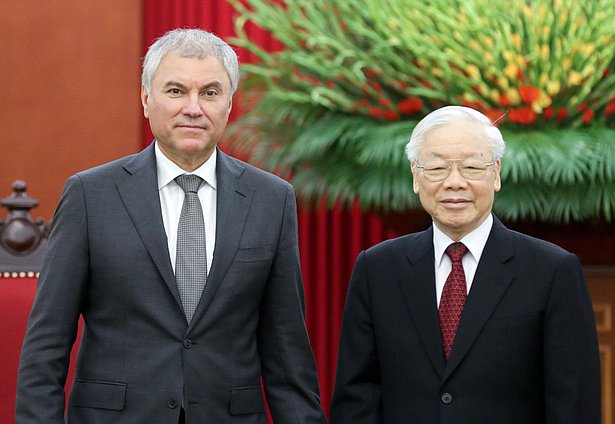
left=413, top=159, right=497, bottom=182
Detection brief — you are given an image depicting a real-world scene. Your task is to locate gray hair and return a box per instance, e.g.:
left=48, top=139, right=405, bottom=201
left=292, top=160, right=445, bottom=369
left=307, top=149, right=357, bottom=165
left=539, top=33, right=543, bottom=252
left=405, top=106, right=506, bottom=162
left=141, top=28, right=240, bottom=95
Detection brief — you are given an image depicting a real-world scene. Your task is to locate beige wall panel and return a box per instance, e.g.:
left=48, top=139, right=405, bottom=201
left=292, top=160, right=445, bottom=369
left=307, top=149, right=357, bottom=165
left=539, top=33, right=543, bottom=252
left=0, top=1, right=142, bottom=219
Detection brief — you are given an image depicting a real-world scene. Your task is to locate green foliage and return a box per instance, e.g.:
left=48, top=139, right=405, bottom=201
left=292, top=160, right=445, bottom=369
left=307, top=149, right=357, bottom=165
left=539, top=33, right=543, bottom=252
left=228, top=111, right=615, bottom=221
left=227, top=0, right=615, bottom=222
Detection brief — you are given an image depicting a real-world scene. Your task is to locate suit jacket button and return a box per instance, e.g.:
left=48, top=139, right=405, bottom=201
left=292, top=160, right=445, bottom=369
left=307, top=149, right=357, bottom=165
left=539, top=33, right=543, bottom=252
left=441, top=392, right=453, bottom=404
left=167, top=399, right=178, bottom=409
left=183, top=339, right=192, bottom=349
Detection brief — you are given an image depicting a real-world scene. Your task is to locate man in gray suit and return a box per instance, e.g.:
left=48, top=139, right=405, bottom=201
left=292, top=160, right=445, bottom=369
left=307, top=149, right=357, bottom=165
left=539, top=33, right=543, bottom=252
left=16, top=28, right=327, bottom=424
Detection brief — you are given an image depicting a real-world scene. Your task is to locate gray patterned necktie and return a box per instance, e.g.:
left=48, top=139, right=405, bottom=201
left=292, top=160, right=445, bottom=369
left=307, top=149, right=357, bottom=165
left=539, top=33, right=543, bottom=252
left=175, top=174, right=207, bottom=323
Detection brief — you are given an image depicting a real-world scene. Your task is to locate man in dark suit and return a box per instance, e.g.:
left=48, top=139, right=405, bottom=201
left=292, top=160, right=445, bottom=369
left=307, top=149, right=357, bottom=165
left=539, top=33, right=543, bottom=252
left=330, top=106, right=601, bottom=423
left=16, top=28, right=327, bottom=424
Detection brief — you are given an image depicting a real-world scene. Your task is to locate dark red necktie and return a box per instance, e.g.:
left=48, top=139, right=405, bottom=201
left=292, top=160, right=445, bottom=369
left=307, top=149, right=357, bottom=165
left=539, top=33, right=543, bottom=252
left=439, top=242, right=469, bottom=360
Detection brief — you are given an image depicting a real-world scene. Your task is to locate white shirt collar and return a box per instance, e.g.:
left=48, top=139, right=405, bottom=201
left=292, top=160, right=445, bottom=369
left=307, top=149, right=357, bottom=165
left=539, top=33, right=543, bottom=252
left=433, top=213, right=493, bottom=266
left=155, top=141, right=217, bottom=190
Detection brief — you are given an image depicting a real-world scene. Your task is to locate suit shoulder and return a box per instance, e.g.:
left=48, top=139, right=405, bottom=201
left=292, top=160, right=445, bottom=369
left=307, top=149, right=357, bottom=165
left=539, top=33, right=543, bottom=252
left=364, top=231, right=426, bottom=257
left=508, top=228, right=572, bottom=258
left=73, top=153, right=139, bottom=182
left=503, top=228, right=581, bottom=272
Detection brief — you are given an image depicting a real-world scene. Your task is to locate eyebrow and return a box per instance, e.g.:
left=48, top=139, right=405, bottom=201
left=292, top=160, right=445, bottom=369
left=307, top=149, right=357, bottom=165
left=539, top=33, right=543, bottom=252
left=162, top=80, right=225, bottom=91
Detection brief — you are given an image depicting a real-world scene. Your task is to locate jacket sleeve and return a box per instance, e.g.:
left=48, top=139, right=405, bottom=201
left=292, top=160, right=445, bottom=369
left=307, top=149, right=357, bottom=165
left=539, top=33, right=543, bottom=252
left=543, top=252, right=601, bottom=423
left=15, top=175, right=89, bottom=423
left=330, top=251, right=383, bottom=424
left=256, top=184, right=327, bottom=423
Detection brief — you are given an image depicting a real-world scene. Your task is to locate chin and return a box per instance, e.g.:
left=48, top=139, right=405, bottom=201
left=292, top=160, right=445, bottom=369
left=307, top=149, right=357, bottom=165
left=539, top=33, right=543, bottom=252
left=440, top=214, right=472, bottom=229
left=178, top=139, right=211, bottom=152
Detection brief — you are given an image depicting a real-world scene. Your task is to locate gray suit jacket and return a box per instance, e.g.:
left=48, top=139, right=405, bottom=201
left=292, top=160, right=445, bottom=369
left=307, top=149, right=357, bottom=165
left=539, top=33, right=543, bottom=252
left=331, top=217, right=600, bottom=424
left=16, top=144, right=326, bottom=423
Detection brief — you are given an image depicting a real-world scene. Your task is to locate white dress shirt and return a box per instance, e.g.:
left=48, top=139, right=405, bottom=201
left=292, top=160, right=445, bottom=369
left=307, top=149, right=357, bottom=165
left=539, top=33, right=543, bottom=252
left=155, top=142, right=217, bottom=274
left=433, top=214, right=493, bottom=307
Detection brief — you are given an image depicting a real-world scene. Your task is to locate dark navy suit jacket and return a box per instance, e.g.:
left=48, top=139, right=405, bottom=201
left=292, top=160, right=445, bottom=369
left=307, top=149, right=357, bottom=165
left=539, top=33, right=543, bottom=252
left=331, top=217, right=600, bottom=423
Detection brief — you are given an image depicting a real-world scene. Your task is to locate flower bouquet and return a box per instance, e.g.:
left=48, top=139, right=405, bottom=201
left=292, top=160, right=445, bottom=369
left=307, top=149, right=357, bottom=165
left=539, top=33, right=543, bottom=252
left=227, top=0, right=615, bottom=222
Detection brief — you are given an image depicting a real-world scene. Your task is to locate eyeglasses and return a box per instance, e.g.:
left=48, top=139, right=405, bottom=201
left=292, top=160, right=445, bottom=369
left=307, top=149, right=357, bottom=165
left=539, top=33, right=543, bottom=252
left=414, top=159, right=496, bottom=182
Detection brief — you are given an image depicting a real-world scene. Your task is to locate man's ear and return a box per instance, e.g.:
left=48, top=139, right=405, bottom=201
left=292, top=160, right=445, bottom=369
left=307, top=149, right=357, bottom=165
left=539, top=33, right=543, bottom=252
left=228, top=96, right=233, bottom=113
left=493, top=160, right=502, bottom=192
left=411, top=163, right=420, bottom=194
left=141, top=85, right=150, bottom=119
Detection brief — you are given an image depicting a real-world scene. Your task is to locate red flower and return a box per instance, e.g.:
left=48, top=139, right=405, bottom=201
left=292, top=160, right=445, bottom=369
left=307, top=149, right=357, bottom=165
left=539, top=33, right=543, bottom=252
left=462, top=100, right=486, bottom=111
left=382, top=110, right=399, bottom=120
left=605, top=102, right=615, bottom=117
left=509, top=106, right=537, bottom=125
left=325, top=79, right=336, bottom=88
left=419, top=79, right=433, bottom=89
left=556, top=108, right=568, bottom=122
left=484, top=109, right=506, bottom=124
left=397, top=97, right=423, bottom=115
left=577, top=102, right=588, bottom=112
left=379, top=97, right=393, bottom=108
left=368, top=107, right=385, bottom=118
left=365, top=69, right=381, bottom=78
left=543, top=106, right=554, bottom=119
left=517, top=69, right=525, bottom=81
left=582, top=109, right=595, bottom=124
left=368, top=107, right=398, bottom=120
left=499, top=93, right=510, bottom=107
left=371, top=82, right=384, bottom=92
left=395, top=80, right=409, bottom=89
left=518, top=86, right=541, bottom=104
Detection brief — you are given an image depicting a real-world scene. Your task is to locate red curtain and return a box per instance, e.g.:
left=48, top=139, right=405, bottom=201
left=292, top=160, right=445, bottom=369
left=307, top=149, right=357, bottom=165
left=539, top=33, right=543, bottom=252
left=0, top=277, right=38, bottom=421
left=142, top=1, right=399, bottom=415
left=0, top=277, right=82, bottom=420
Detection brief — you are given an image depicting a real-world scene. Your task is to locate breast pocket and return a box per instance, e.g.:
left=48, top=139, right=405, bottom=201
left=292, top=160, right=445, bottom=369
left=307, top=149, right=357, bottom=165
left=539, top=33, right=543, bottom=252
left=233, top=244, right=275, bottom=262
left=484, top=314, right=539, bottom=330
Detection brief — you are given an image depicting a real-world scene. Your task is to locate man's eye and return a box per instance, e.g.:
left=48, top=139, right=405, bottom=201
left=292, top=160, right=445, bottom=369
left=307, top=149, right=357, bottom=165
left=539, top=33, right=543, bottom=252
left=463, top=163, right=486, bottom=171
left=204, top=90, right=218, bottom=97
left=167, top=88, right=182, bottom=95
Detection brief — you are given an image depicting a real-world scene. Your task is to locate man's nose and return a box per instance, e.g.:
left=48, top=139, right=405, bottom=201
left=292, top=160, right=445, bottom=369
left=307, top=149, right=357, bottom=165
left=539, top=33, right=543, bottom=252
left=442, top=164, right=467, bottom=187
left=182, top=94, right=203, bottom=116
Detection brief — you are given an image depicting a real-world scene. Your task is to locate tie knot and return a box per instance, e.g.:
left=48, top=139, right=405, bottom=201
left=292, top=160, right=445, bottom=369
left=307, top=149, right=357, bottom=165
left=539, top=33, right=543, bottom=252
left=175, top=174, right=203, bottom=193
left=445, top=242, right=468, bottom=262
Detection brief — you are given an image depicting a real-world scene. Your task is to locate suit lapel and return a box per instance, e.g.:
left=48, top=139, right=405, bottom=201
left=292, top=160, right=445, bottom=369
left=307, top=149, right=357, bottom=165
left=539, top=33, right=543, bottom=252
left=443, top=217, right=515, bottom=381
left=398, top=228, right=447, bottom=378
left=116, top=143, right=181, bottom=308
left=188, top=149, right=253, bottom=330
